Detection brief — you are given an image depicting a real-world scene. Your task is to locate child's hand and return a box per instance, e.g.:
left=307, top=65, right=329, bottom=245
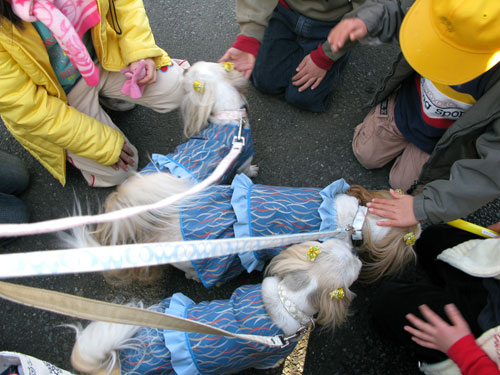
left=487, top=221, right=500, bottom=236
left=366, top=189, right=418, bottom=227
left=129, top=58, right=157, bottom=85
left=404, top=304, right=472, bottom=354
left=292, top=54, right=326, bottom=92
left=328, top=18, right=368, bottom=52
left=112, top=142, right=135, bottom=172
left=218, top=48, right=256, bottom=80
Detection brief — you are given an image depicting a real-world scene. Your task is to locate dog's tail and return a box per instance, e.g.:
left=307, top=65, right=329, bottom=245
left=60, top=172, right=194, bottom=285
left=69, top=321, right=140, bottom=375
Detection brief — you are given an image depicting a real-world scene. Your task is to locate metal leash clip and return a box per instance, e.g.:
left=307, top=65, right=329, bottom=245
left=277, top=319, right=315, bottom=348
left=232, top=115, right=246, bottom=146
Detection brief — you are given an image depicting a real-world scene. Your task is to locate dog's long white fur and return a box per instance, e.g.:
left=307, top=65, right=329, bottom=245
left=61, top=170, right=420, bottom=285
left=70, top=239, right=361, bottom=374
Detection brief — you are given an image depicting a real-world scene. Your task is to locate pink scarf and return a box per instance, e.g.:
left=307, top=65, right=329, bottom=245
left=11, top=0, right=101, bottom=86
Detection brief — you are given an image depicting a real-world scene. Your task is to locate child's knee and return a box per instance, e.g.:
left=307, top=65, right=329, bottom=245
left=284, top=86, right=331, bottom=112
left=251, top=70, right=283, bottom=95
left=352, top=127, right=382, bottom=169
left=352, top=146, right=380, bottom=169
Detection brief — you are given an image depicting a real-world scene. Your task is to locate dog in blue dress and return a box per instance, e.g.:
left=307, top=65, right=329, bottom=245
left=70, top=238, right=362, bottom=375
left=68, top=170, right=420, bottom=286
left=64, top=65, right=419, bottom=286
left=141, top=60, right=257, bottom=183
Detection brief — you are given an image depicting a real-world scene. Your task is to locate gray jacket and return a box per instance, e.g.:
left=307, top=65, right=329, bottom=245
left=356, top=0, right=500, bottom=224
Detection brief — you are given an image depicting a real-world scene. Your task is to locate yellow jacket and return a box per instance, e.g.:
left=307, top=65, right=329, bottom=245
left=0, top=0, right=171, bottom=186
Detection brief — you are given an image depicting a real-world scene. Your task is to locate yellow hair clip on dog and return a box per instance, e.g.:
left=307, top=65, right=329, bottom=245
left=329, top=288, right=345, bottom=300
left=193, top=80, right=204, bottom=93
left=403, top=232, right=415, bottom=245
left=223, top=61, right=234, bottom=72
left=306, top=245, right=321, bottom=261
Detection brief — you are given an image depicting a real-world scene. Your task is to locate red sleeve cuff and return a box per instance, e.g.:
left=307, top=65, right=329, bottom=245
left=310, top=43, right=334, bottom=70
left=447, top=334, right=500, bottom=375
left=233, top=35, right=260, bottom=58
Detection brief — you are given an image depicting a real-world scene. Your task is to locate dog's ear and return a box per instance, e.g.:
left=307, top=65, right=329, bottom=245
left=315, top=285, right=355, bottom=331
left=346, top=185, right=393, bottom=206
left=224, top=68, right=248, bottom=95
left=358, top=216, right=419, bottom=283
left=181, top=75, right=218, bottom=138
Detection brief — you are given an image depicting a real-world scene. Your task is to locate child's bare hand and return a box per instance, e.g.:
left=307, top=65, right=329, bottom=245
left=129, top=58, right=157, bottom=85
left=218, top=48, right=256, bottom=80
left=112, top=142, right=135, bottom=172
left=487, top=221, right=500, bottom=236
left=292, top=54, right=326, bottom=92
left=404, top=304, right=472, bottom=354
left=328, top=18, right=368, bottom=52
left=366, top=189, right=418, bottom=227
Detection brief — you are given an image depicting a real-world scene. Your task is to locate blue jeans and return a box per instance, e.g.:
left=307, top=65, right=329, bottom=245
left=251, top=4, right=350, bottom=112
left=0, top=151, right=30, bottom=231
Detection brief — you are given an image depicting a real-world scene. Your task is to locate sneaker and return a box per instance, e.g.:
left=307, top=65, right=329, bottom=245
left=99, top=97, right=136, bottom=112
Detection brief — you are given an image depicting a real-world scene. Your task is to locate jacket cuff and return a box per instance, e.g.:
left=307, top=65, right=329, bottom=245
left=310, top=43, right=334, bottom=70
left=279, top=0, right=291, bottom=9
left=446, top=334, right=497, bottom=374
left=412, top=193, right=429, bottom=223
left=233, top=35, right=260, bottom=58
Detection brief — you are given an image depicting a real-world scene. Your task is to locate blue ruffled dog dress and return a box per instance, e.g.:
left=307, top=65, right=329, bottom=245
left=180, top=174, right=350, bottom=288
left=119, top=284, right=295, bottom=375
left=140, top=122, right=253, bottom=184
left=133, top=120, right=349, bottom=289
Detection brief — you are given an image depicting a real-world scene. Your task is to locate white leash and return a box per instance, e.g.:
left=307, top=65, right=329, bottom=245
left=0, top=230, right=345, bottom=278
left=0, top=138, right=245, bottom=238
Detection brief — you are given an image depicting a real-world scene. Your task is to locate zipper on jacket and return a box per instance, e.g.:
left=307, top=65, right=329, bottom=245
left=109, top=0, right=122, bottom=35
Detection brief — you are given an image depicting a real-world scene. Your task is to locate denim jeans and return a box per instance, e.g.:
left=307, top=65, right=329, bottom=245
left=251, top=4, right=350, bottom=112
left=0, top=150, right=30, bottom=227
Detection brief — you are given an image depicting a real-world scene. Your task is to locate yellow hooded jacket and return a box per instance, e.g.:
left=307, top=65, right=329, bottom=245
left=0, top=0, right=171, bottom=186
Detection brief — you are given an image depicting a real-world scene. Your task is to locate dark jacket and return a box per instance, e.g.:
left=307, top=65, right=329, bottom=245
left=356, top=0, right=500, bottom=224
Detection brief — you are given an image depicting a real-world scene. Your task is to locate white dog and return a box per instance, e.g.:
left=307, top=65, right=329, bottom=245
left=70, top=239, right=362, bottom=375
left=64, top=171, right=420, bottom=287
left=139, top=60, right=257, bottom=183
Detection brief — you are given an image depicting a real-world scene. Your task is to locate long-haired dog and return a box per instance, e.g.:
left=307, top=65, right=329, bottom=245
left=140, top=60, right=257, bottom=182
left=63, top=172, right=420, bottom=287
left=70, top=238, right=362, bottom=375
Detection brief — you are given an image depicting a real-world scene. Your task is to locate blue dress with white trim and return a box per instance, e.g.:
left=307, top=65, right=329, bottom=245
left=119, top=284, right=296, bottom=375
left=140, top=122, right=254, bottom=183
left=180, top=174, right=350, bottom=288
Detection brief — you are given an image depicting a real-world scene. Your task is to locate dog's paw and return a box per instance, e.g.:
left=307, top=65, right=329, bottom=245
left=245, top=165, right=259, bottom=177
left=184, top=271, right=201, bottom=283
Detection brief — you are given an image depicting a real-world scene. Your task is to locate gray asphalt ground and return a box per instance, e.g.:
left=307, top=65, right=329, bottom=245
left=1, top=1, right=499, bottom=375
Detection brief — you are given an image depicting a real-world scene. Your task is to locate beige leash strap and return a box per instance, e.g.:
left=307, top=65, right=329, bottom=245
left=281, top=329, right=311, bottom=375
left=0, top=281, right=285, bottom=348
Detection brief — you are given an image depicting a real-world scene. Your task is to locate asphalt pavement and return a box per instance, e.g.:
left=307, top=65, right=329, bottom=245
left=1, top=1, right=499, bottom=375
